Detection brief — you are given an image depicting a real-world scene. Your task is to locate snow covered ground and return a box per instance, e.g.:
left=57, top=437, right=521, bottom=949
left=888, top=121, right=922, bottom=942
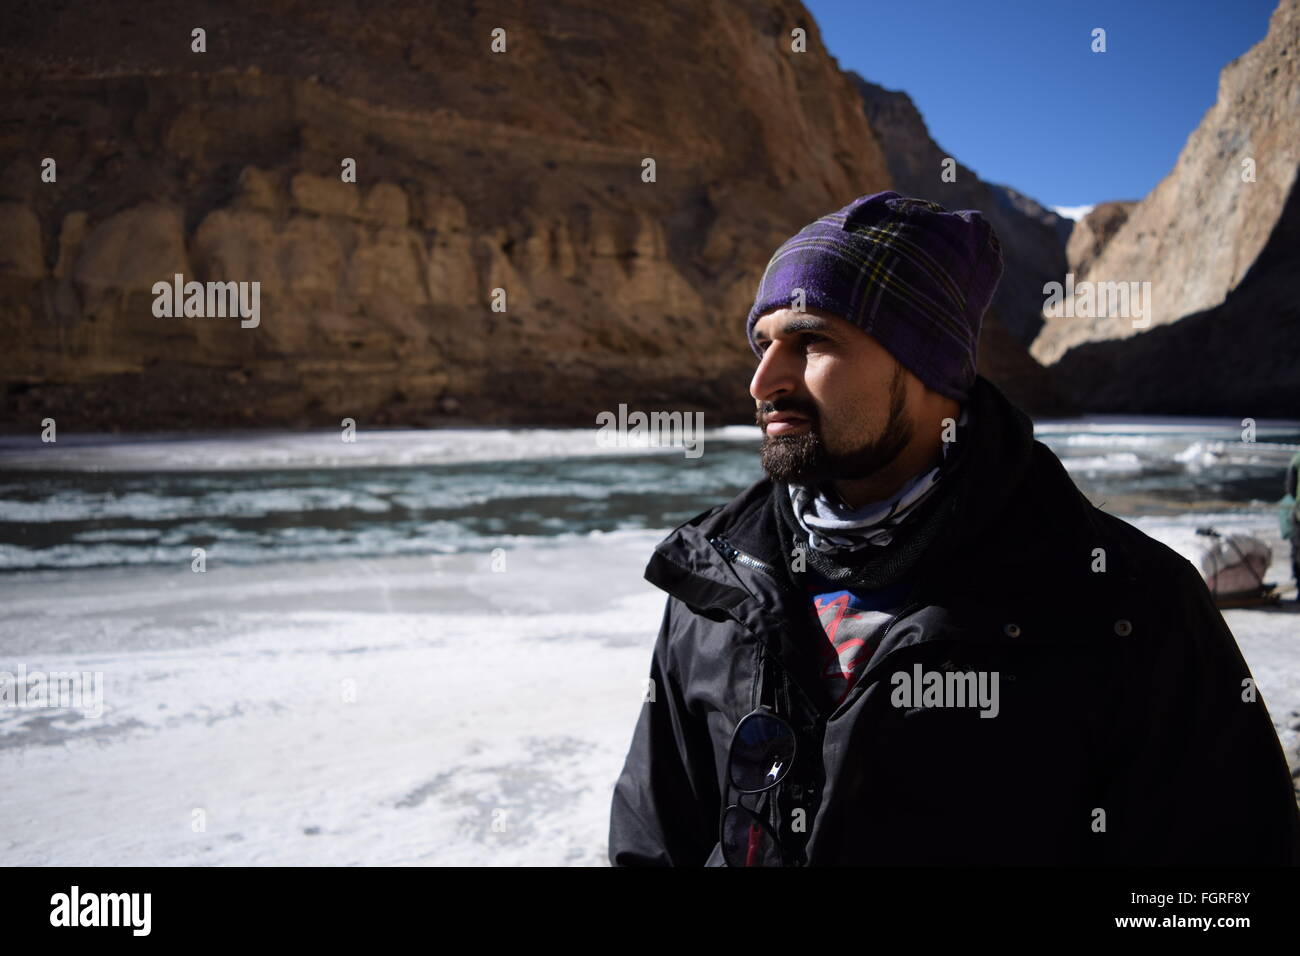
left=0, top=531, right=664, bottom=866
left=0, top=518, right=1296, bottom=866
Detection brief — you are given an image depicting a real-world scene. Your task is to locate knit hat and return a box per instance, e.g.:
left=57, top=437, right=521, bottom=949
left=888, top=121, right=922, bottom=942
left=745, top=191, right=1003, bottom=402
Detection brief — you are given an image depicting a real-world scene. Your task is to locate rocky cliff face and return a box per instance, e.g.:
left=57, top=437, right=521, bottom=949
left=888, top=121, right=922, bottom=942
left=1, top=0, right=903, bottom=429
left=1064, top=201, right=1138, bottom=278
left=1030, top=0, right=1300, bottom=414
left=0, top=0, right=1080, bottom=431
left=850, top=73, right=1076, bottom=415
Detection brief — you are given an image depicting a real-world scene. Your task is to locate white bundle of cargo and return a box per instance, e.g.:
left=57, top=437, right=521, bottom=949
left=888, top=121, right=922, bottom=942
left=1193, top=529, right=1272, bottom=598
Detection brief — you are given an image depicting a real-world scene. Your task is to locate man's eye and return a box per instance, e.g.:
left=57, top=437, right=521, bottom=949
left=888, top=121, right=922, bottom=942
left=757, top=334, right=826, bottom=351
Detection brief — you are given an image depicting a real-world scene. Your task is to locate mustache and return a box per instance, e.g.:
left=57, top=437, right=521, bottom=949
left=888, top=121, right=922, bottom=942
left=754, top=401, right=818, bottom=426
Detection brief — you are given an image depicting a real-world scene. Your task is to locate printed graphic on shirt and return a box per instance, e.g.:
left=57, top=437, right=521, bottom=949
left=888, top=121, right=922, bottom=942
left=808, top=587, right=898, bottom=707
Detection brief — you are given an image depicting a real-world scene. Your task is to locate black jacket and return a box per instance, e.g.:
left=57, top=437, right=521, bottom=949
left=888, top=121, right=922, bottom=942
left=608, top=375, right=1300, bottom=865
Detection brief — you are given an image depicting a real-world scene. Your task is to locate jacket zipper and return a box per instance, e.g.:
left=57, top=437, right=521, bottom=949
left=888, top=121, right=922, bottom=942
left=708, top=535, right=782, bottom=580
left=707, top=534, right=818, bottom=714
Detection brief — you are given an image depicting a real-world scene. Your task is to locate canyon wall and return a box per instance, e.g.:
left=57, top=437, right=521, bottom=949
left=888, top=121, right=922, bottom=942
left=1, top=0, right=1087, bottom=429
left=1031, top=0, right=1300, bottom=415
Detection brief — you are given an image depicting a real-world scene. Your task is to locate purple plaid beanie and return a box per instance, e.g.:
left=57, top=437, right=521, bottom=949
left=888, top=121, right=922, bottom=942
left=745, top=191, right=1003, bottom=402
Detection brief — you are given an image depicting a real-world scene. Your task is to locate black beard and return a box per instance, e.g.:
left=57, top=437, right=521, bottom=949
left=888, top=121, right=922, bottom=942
left=758, top=366, right=912, bottom=487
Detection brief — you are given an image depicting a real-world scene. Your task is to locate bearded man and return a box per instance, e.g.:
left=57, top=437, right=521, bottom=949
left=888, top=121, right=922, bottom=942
left=608, top=191, right=1300, bottom=866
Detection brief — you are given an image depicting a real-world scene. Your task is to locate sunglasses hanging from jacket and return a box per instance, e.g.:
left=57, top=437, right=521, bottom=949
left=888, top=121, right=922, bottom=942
left=719, top=647, right=819, bottom=866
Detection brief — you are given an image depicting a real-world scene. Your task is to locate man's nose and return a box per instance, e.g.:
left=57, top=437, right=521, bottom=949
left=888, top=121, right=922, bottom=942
left=749, top=342, right=798, bottom=404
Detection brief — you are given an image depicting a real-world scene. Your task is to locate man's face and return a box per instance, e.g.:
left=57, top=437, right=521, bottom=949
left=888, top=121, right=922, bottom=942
left=749, top=306, right=914, bottom=486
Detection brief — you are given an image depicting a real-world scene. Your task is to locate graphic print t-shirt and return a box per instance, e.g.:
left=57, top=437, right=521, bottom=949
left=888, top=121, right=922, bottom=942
left=804, top=569, right=915, bottom=709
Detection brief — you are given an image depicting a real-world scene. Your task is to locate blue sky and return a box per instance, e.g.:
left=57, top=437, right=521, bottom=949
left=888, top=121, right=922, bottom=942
left=804, top=0, right=1279, bottom=214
